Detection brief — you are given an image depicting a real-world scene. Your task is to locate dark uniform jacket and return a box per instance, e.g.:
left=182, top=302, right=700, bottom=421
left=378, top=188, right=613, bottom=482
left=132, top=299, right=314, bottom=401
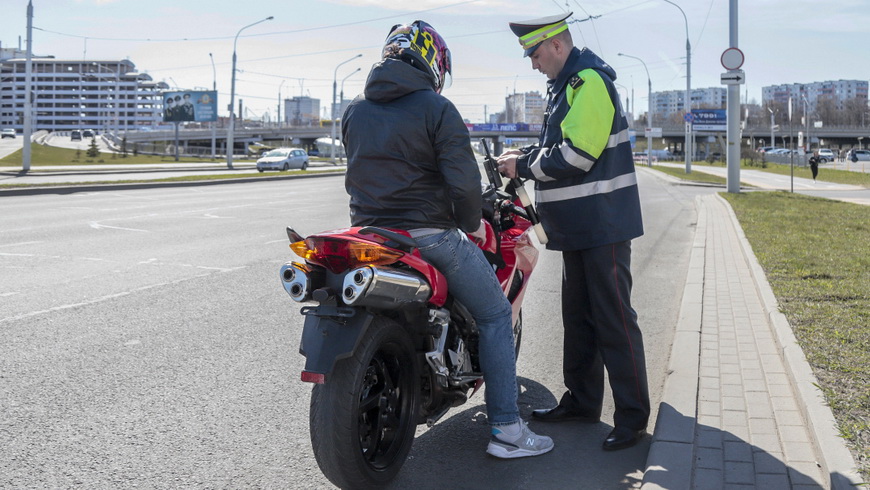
left=342, top=58, right=482, bottom=233
left=516, top=47, right=643, bottom=251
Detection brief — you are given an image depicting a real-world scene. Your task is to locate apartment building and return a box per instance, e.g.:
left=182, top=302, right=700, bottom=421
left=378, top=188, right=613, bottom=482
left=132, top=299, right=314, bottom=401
left=0, top=52, right=168, bottom=133
left=762, top=79, right=868, bottom=112
left=652, top=87, right=726, bottom=117
left=505, top=91, right=545, bottom=124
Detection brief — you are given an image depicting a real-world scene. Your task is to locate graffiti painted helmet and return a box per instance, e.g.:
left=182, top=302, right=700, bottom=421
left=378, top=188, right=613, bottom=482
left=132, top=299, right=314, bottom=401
left=383, top=20, right=452, bottom=93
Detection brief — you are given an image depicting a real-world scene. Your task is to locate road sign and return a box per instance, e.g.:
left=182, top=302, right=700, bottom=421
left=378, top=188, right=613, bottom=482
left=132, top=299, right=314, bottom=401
left=721, top=47, right=745, bottom=70
left=721, top=70, right=745, bottom=85
left=683, top=112, right=694, bottom=123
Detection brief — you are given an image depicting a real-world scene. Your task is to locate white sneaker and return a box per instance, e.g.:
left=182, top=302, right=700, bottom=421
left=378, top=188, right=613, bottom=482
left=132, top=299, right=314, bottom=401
left=486, top=420, right=554, bottom=459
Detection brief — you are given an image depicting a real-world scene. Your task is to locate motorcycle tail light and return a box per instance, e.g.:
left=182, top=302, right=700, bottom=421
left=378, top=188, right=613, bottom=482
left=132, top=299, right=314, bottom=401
left=301, top=371, right=326, bottom=384
left=290, top=237, right=404, bottom=273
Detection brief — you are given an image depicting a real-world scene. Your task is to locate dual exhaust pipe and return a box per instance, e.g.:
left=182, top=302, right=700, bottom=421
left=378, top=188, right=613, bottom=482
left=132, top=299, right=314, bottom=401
left=280, top=263, right=431, bottom=308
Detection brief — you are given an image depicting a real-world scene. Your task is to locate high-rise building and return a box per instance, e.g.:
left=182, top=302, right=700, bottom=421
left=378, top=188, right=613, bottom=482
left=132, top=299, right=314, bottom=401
left=283, top=96, right=320, bottom=126
left=0, top=55, right=167, bottom=132
left=505, top=91, right=545, bottom=124
left=652, top=87, right=726, bottom=118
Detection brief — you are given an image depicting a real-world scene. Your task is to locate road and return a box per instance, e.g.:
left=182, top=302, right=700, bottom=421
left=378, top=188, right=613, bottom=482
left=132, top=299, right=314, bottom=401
left=0, top=170, right=712, bottom=488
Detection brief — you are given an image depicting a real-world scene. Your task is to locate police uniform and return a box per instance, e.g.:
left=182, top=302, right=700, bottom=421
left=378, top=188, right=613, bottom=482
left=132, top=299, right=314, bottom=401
left=509, top=13, right=650, bottom=449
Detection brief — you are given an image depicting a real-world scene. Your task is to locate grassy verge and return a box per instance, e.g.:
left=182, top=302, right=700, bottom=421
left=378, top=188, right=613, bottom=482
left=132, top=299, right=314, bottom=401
left=722, top=191, right=869, bottom=480
left=648, top=163, right=727, bottom=186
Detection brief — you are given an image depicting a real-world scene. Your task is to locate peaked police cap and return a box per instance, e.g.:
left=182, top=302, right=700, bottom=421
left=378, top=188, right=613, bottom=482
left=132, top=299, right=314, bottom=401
left=509, top=12, right=572, bottom=57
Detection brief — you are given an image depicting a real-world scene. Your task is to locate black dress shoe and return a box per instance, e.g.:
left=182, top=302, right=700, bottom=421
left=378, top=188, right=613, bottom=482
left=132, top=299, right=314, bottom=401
left=602, top=427, right=645, bottom=451
left=531, top=404, right=600, bottom=423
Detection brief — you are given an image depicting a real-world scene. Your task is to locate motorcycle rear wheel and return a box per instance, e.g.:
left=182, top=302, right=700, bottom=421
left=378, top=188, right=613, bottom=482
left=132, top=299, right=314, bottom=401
left=309, top=316, right=419, bottom=489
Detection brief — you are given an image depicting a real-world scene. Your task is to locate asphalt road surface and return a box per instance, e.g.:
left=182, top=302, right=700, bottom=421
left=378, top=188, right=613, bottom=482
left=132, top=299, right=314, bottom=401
left=0, top=170, right=713, bottom=488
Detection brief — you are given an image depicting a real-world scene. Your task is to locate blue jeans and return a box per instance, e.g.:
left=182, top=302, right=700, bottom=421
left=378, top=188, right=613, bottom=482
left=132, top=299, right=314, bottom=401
left=415, top=229, right=519, bottom=426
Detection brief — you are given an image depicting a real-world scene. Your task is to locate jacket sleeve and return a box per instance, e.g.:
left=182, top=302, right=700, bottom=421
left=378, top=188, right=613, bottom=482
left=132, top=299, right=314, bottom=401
left=517, top=68, right=615, bottom=182
left=435, top=101, right=483, bottom=233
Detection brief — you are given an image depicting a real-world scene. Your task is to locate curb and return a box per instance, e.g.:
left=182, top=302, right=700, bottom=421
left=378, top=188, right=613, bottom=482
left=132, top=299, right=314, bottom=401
left=641, top=194, right=706, bottom=489
left=721, top=194, right=864, bottom=488
left=0, top=169, right=346, bottom=197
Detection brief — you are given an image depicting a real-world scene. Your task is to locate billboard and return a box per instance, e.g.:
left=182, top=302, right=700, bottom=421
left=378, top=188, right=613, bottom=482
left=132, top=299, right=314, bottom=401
left=162, top=90, right=217, bottom=123
left=691, top=109, right=726, bottom=131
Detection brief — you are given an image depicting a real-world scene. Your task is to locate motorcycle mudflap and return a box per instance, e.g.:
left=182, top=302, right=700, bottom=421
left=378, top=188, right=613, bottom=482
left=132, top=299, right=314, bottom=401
left=299, top=307, right=374, bottom=376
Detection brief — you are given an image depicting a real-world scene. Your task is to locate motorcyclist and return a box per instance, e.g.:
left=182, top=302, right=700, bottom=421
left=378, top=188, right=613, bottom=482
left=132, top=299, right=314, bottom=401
left=341, top=20, right=553, bottom=459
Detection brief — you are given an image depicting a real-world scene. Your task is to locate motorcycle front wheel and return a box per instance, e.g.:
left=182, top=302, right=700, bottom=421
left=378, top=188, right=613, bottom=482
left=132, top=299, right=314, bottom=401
left=309, top=316, right=419, bottom=489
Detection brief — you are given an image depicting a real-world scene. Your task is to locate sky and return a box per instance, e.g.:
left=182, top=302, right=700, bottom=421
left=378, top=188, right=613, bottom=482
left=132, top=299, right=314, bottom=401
left=2, top=0, right=869, bottom=124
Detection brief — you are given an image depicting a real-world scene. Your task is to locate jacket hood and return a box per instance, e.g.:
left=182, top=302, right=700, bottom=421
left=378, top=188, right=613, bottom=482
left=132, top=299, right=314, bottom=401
left=363, top=58, right=436, bottom=103
left=552, top=47, right=617, bottom=90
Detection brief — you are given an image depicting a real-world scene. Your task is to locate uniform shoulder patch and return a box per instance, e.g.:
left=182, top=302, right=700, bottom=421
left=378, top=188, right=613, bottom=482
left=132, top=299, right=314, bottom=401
left=569, top=75, right=584, bottom=89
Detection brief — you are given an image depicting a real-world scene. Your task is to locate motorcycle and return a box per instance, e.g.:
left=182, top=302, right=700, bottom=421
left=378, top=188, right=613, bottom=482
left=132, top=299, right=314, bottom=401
left=278, top=140, right=546, bottom=489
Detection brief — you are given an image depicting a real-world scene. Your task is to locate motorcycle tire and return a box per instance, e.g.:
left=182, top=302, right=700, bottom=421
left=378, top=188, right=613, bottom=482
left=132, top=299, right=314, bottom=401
left=309, top=316, right=419, bottom=489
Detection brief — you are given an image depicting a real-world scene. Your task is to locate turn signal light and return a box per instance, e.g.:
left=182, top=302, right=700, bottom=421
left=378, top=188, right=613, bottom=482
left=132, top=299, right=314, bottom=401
left=290, top=237, right=403, bottom=273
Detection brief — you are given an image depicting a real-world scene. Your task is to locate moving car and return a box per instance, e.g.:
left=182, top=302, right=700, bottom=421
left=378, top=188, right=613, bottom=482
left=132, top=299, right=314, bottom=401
left=70, top=130, right=82, bottom=141
left=256, top=148, right=309, bottom=172
left=1, top=128, right=15, bottom=139
left=82, top=129, right=95, bottom=138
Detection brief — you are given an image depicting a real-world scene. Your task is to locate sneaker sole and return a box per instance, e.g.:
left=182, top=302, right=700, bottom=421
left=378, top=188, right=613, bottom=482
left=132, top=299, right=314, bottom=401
left=486, top=442, right=554, bottom=459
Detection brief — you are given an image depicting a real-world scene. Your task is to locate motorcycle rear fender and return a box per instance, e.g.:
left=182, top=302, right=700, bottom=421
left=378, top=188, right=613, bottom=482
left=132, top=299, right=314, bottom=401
left=299, top=307, right=374, bottom=379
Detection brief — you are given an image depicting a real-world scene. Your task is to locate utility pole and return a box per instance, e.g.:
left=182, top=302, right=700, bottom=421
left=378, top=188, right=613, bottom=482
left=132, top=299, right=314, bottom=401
left=22, top=1, right=33, bottom=171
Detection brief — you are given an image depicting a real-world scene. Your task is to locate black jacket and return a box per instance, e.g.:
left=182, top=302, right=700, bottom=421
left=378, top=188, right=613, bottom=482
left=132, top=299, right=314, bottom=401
left=342, top=58, right=482, bottom=233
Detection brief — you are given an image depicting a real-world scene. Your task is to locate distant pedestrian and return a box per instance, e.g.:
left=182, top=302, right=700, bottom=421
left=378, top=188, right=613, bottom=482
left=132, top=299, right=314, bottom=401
left=851, top=149, right=859, bottom=164
left=809, top=150, right=819, bottom=182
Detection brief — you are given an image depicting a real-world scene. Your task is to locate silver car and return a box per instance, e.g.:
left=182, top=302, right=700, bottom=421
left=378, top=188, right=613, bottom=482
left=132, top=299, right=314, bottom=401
left=256, top=148, right=309, bottom=172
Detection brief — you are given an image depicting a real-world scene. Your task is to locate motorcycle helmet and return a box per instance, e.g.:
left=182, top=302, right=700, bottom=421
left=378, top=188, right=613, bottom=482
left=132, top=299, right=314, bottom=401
left=382, top=20, right=452, bottom=93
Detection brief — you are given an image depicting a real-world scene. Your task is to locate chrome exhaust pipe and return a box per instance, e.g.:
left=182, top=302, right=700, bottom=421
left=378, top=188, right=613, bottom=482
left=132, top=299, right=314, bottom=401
left=279, top=262, right=311, bottom=302
left=342, top=266, right=431, bottom=308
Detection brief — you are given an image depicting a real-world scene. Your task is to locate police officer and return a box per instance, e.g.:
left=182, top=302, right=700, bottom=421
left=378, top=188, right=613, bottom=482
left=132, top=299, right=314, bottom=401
left=497, top=12, right=650, bottom=451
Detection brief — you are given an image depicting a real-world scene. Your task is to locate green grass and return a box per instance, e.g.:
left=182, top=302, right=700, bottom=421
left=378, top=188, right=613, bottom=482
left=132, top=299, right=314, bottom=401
left=0, top=142, right=231, bottom=166
left=722, top=191, right=870, bottom=480
left=649, top=163, right=727, bottom=186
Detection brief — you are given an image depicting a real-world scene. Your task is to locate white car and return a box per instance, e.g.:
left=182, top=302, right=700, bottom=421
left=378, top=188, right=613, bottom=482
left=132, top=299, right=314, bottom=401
left=1, top=128, right=16, bottom=139
left=256, top=148, right=309, bottom=172
left=816, top=149, right=835, bottom=163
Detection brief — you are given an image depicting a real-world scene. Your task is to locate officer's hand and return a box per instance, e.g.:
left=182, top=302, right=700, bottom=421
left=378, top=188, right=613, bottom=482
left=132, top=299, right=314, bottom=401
left=496, top=154, right=518, bottom=179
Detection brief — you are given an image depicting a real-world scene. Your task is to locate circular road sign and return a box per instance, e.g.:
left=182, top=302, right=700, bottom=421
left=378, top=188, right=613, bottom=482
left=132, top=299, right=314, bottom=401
left=683, top=112, right=694, bottom=122
left=721, top=47, right=745, bottom=70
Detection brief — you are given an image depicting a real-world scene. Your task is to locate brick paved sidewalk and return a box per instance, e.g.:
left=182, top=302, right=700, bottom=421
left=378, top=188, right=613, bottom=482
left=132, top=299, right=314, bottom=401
left=642, top=193, right=862, bottom=489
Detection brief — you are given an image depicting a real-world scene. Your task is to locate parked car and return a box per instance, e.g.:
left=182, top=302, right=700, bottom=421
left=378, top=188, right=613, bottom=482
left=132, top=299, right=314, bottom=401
left=307, top=148, right=320, bottom=156
left=70, top=130, right=82, bottom=141
left=817, top=148, right=835, bottom=163
left=1, top=128, right=15, bottom=139
left=256, top=148, right=309, bottom=172
left=82, top=129, right=95, bottom=138
left=851, top=149, right=870, bottom=161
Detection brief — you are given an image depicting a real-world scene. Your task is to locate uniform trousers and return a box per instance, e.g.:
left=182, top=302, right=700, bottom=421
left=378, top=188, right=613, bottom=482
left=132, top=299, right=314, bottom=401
left=560, top=240, right=650, bottom=431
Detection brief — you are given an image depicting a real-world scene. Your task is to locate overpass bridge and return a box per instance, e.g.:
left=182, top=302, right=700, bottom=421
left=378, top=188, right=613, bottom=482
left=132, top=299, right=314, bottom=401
left=103, top=122, right=870, bottom=158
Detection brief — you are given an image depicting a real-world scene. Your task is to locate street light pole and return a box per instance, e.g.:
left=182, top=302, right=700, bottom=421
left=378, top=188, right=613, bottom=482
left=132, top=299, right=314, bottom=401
left=663, top=0, right=692, bottom=173
left=209, top=52, right=217, bottom=159
left=277, top=80, right=286, bottom=128
left=338, top=68, right=361, bottom=163
left=227, top=16, right=274, bottom=169
left=331, top=54, right=362, bottom=164
left=618, top=53, right=652, bottom=167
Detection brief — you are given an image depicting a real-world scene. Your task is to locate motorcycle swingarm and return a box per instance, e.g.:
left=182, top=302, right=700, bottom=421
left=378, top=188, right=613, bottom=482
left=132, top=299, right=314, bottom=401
left=299, top=307, right=374, bottom=377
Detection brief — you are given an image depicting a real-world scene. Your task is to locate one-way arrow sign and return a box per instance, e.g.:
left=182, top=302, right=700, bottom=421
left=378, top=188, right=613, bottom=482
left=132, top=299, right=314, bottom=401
left=721, top=70, right=745, bottom=85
